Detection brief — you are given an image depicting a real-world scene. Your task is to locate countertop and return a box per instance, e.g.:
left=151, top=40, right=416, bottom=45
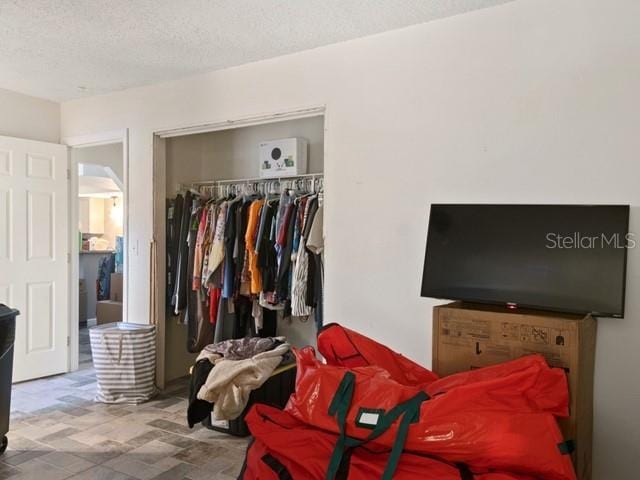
left=79, top=250, right=115, bottom=255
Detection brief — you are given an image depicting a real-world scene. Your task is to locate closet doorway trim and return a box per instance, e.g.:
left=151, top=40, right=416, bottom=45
left=154, top=105, right=326, bottom=138
left=151, top=105, right=327, bottom=388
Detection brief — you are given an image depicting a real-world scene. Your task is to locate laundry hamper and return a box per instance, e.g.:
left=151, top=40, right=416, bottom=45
left=90, top=322, right=157, bottom=404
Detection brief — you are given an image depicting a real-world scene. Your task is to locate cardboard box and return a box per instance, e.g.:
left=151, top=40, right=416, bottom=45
left=110, top=273, right=123, bottom=302
left=96, top=300, right=123, bottom=325
left=432, top=302, right=596, bottom=480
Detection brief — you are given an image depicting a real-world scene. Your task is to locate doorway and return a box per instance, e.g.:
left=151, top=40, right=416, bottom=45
left=66, top=130, right=129, bottom=372
left=76, top=146, right=124, bottom=369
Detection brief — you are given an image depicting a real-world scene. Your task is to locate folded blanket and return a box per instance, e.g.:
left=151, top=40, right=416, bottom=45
left=197, top=341, right=290, bottom=420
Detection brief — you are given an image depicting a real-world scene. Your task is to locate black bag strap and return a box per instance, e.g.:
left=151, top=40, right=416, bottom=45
left=326, top=371, right=429, bottom=480
left=262, top=454, right=294, bottom=480
left=457, top=463, right=475, bottom=480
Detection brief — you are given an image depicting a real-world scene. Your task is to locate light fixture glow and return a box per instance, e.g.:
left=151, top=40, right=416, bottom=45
left=109, top=196, right=123, bottom=227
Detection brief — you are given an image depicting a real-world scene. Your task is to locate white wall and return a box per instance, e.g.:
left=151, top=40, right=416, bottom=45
left=73, top=142, right=124, bottom=186
left=0, top=88, right=60, bottom=143
left=60, top=0, right=640, bottom=476
left=165, top=115, right=324, bottom=193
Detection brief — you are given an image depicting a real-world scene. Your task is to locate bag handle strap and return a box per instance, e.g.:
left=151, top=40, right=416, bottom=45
left=101, top=332, right=124, bottom=365
left=326, top=371, right=356, bottom=479
left=261, top=454, right=294, bottom=480
left=326, top=371, right=429, bottom=480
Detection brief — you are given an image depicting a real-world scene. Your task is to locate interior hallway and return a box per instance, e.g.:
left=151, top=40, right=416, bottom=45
left=2, top=327, right=248, bottom=480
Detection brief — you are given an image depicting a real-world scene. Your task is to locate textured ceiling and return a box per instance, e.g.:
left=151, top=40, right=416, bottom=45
left=0, top=0, right=512, bottom=101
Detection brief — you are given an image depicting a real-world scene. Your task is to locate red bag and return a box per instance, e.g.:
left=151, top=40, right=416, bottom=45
left=241, top=404, right=537, bottom=480
left=285, top=347, right=575, bottom=480
left=424, top=354, right=569, bottom=417
left=317, top=323, right=439, bottom=388
left=318, top=324, right=568, bottom=418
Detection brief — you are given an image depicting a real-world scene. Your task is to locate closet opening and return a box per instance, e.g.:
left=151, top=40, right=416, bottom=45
left=152, top=109, right=326, bottom=388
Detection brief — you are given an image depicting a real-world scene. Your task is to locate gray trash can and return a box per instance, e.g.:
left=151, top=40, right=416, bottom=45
left=0, top=305, right=19, bottom=455
left=90, top=322, right=157, bottom=404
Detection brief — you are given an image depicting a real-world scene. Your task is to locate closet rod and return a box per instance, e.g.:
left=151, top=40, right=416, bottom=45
left=189, top=172, right=323, bottom=187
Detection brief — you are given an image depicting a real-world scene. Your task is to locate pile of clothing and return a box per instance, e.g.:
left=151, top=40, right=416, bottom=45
left=167, top=189, right=324, bottom=353
left=239, top=324, right=577, bottom=480
left=187, top=336, right=291, bottom=427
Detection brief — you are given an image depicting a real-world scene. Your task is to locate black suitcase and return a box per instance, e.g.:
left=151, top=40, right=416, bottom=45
left=203, top=362, right=296, bottom=437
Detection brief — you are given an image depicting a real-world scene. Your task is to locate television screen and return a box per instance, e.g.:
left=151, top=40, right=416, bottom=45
left=421, top=204, right=630, bottom=317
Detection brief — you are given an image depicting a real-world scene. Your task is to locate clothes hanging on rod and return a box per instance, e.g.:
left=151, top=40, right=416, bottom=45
left=168, top=175, right=324, bottom=353
left=166, top=195, right=183, bottom=308
left=171, top=190, right=194, bottom=314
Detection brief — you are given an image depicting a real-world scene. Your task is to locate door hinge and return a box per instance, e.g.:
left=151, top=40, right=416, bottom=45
left=67, top=336, right=70, bottom=346
left=67, top=252, right=71, bottom=263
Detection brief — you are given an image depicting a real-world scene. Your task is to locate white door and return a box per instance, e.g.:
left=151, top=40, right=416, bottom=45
left=0, top=135, right=69, bottom=382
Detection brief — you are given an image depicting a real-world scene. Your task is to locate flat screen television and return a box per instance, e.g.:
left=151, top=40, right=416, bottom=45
left=421, top=204, right=630, bottom=317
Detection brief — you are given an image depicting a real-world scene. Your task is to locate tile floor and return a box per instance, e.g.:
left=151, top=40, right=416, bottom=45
left=1, top=326, right=248, bottom=480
